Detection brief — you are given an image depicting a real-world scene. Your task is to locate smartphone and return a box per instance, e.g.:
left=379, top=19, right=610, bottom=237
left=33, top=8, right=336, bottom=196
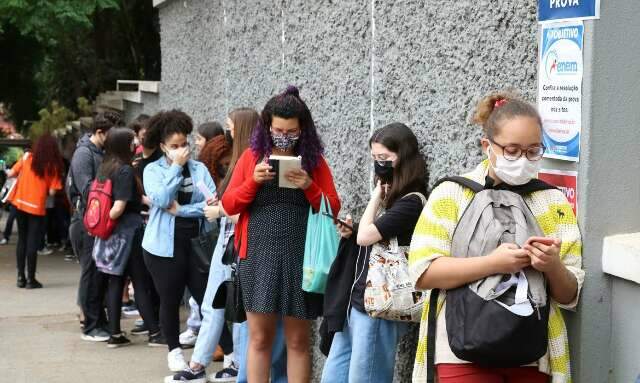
left=322, top=212, right=353, bottom=231
left=525, top=236, right=556, bottom=247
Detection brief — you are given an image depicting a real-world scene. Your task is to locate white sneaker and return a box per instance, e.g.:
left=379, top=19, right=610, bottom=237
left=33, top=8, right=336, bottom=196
left=0, top=238, right=8, bottom=245
left=37, top=247, right=53, bottom=256
left=223, top=353, right=235, bottom=369
left=167, top=348, right=188, bottom=372
left=179, top=328, right=198, bottom=347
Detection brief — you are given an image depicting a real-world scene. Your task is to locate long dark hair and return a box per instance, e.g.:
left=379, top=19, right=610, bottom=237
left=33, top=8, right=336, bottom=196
left=97, top=128, right=136, bottom=180
left=217, top=108, right=260, bottom=196
left=369, top=123, right=429, bottom=208
left=250, top=85, right=323, bottom=172
left=31, top=134, right=63, bottom=179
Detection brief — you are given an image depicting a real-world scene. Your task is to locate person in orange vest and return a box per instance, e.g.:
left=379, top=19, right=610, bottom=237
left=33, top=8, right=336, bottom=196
left=7, top=134, right=64, bottom=288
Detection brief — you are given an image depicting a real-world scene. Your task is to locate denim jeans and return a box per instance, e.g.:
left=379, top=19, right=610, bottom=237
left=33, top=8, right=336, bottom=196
left=186, top=296, right=202, bottom=332
left=321, top=307, right=408, bottom=383
left=190, top=220, right=233, bottom=366
left=236, top=320, right=287, bottom=383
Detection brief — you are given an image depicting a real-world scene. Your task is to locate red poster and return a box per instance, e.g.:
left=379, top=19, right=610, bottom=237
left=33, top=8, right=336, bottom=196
left=538, top=169, right=578, bottom=216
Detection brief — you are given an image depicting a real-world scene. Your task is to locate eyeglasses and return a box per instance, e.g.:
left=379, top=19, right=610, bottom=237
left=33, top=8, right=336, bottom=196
left=490, top=140, right=546, bottom=161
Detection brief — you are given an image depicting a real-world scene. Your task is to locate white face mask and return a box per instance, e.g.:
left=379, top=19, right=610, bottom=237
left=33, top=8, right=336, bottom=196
left=488, top=144, right=540, bottom=186
left=164, top=145, right=190, bottom=161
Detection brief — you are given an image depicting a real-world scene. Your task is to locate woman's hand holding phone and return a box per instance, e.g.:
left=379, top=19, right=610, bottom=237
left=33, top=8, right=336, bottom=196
left=253, top=162, right=275, bottom=184
left=524, top=236, right=562, bottom=273
left=336, top=214, right=353, bottom=239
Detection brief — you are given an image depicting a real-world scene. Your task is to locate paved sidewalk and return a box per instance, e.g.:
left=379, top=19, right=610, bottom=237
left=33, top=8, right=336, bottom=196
left=0, top=239, right=219, bottom=383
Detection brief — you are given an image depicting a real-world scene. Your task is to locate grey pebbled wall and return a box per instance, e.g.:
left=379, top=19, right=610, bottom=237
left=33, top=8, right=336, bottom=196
left=155, top=1, right=540, bottom=382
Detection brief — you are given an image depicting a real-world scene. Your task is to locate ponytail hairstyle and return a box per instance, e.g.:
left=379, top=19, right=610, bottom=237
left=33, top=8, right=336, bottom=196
left=472, top=91, right=542, bottom=138
left=218, top=107, right=260, bottom=196
left=250, top=85, right=324, bottom=173
left=369, top=123, right=429, bottom=209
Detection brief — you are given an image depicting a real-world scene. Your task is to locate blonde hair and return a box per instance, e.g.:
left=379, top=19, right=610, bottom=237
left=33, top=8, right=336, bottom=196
left=472, top=91, right=541, bottom=138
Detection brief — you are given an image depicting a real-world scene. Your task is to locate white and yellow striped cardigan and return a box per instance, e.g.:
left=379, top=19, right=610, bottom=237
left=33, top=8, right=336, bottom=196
left=408, top=161, right=584, bottom=383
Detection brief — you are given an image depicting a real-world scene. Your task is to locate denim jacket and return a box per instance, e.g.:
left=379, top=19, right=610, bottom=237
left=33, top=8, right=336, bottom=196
left=142, top=156, right=216, bottom=258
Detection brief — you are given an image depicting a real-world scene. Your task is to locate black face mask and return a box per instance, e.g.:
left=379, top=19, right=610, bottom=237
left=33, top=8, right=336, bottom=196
left=374, top=160, right=394, bottom=182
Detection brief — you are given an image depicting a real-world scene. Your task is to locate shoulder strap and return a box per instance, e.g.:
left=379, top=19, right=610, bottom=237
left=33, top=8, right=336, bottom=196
left=403, top=191, right=427, bottom=206
left=432, top=176, right=484, bottom=194
left=426, top=288, right=440, bottom=383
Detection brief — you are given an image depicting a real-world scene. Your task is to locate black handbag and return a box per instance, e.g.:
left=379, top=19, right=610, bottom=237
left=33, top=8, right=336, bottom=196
left=212, top=240, right=246, bottom=323
left=190, top=220, right=220, bottom=274
left=221, top=234, right=236, bottom=266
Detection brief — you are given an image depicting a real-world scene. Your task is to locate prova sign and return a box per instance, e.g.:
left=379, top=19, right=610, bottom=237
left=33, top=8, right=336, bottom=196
left=538, top=0, right=600, bottom=23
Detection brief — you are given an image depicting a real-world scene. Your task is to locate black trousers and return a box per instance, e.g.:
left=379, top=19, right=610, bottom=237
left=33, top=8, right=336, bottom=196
left=127, top=226, right=160, bottom=334
left=144, top=224, right=208, bottom=351
left=70, top=218, right=108, bottom=334
left=219, top=322, right=234, bottom=355
left=15, top=210, right=44, bottom=278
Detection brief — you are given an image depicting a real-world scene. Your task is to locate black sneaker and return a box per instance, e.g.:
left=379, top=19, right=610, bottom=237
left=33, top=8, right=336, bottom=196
left=17, top=274, right=26, bottom=288
left=169, top=367, right=206, bottom=383
left=25, top=279, right=43, bottom=289
left=210, top=364, right=238, bottom=382
left=107, top=333, right=132, bottom=348
left=148, top=331, right=167, bottom=347
left=130, top=324, right=149, bottom=336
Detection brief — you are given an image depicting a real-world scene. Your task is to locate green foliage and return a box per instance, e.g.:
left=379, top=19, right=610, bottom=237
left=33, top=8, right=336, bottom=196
left=29, top=101, right=76, bottom=138
left=77, top=97, right=93, bottom=117
left=3, top=146, right=24, bottom=166
left=0, top=0, right=119, bottom=45
left=0, top=0, right=160, bottom=129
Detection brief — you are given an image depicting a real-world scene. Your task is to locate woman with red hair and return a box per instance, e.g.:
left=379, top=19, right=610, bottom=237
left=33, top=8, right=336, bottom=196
left=8, top=134, right=64, bottom=289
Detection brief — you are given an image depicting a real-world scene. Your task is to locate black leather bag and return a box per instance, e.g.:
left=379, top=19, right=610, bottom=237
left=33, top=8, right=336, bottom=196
left=221, top=234, right=236, bottom=266
left=190, top=221, right=220, bottom=274
left=212, top=268, right=246, bottom=323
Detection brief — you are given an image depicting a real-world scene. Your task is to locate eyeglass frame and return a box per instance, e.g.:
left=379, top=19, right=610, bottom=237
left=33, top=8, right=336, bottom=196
left=489, top=139, right=546, bottom=161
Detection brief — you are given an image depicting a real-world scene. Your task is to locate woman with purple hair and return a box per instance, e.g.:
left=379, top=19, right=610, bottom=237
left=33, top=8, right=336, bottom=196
left=221, top=85, right=341, bottom=382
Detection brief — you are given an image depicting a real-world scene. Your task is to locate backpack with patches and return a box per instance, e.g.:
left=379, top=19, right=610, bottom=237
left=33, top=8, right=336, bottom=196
left=426, top=176, right=557, bottom=381
left=83, top=176, right=116, bottom=239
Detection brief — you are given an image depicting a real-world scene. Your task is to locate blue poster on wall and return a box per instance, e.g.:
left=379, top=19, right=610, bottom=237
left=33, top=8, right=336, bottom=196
left=537, top=21, right=584, bottom=162
left=538, top=0, right=600, bottom=23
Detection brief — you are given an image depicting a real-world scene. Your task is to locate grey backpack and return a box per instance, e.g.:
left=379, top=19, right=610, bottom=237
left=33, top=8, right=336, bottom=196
left=426, top=176, right=556, bottom=382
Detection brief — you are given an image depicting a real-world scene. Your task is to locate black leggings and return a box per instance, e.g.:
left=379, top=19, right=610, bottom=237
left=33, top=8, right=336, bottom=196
left=104, top=227, right=161, bottom=335
left=15, top=210, right=44, bottom=278
left=144, top=225, right=208, bottom=350
left=128, top=227, right=160, bottom=334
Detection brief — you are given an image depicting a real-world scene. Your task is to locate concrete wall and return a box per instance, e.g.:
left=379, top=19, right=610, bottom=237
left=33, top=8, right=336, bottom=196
left=153, top=0, right=640, bottom=381
left=569, top=0, right=640, bottom=382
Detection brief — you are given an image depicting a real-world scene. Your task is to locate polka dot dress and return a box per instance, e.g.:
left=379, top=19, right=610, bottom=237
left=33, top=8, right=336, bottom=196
left=239, top=181, right=323, bottom=320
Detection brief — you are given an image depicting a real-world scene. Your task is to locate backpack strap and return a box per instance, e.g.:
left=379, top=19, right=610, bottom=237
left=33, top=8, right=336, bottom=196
left=403, top=191, right=428, bottom=206
left=433, top=176, right=557, bottom=196
left=426, top=288, right=440, bottom=383
left=432, top=176, right=484, bottom=194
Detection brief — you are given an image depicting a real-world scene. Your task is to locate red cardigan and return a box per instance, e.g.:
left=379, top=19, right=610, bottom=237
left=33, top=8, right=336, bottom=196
left=221, top=149, right=341, bottom=259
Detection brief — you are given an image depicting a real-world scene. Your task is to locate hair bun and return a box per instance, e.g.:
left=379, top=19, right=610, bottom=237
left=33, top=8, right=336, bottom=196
left=283, top=85, right=300, bottom=98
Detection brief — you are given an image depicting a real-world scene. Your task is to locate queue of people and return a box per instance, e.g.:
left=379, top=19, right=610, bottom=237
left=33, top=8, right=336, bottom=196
left=5, top=85, right=583, bottom=383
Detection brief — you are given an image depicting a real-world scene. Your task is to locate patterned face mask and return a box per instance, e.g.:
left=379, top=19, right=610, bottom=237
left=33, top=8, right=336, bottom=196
left=271, top=132, right=300, bottom=151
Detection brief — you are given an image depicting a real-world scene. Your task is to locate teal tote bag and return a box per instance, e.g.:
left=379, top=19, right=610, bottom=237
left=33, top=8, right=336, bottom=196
left=302, top=195, right=339, bottom=293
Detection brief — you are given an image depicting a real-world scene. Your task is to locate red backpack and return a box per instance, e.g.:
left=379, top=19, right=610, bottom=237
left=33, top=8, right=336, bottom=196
left=83, top=177, right=117, bottom=239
